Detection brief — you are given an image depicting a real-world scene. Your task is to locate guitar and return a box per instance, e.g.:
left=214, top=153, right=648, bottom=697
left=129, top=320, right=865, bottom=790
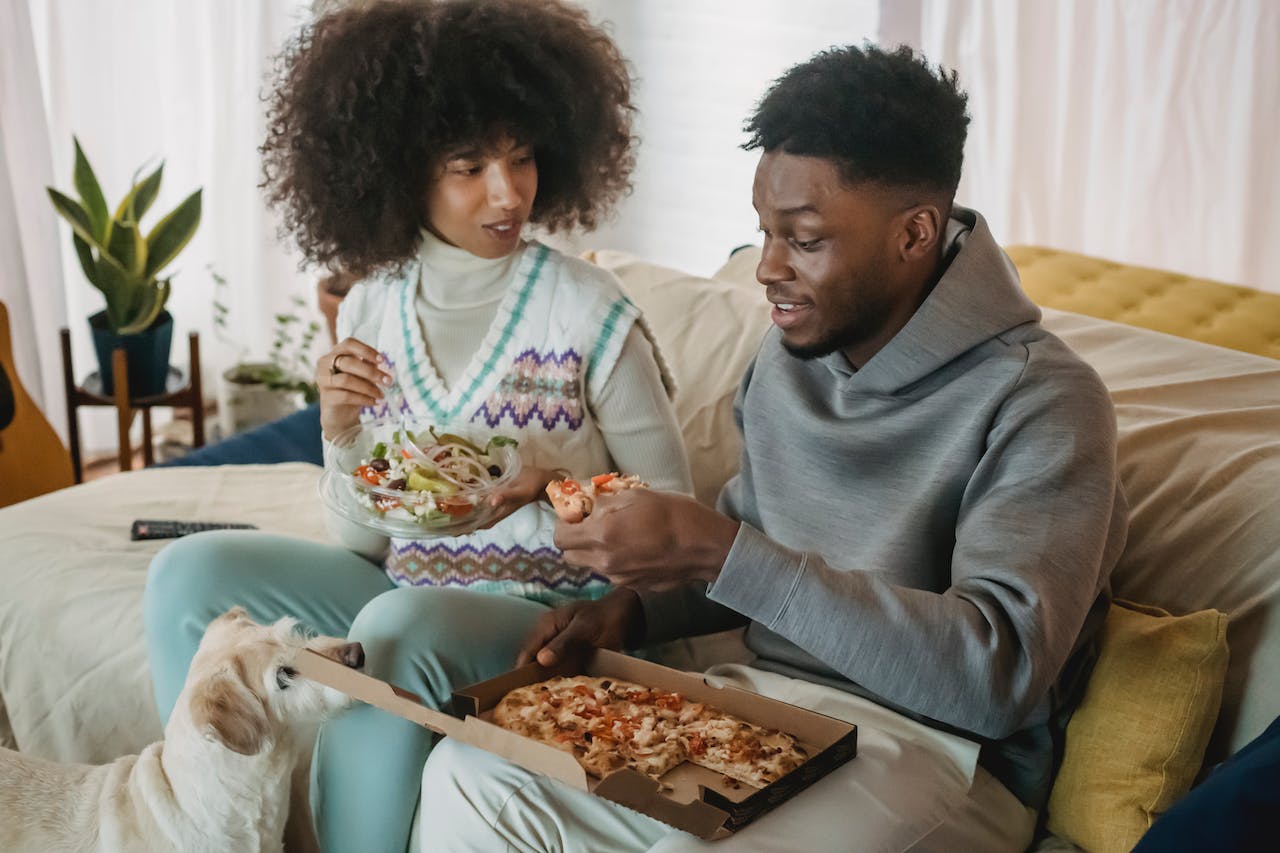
left=0, top=300, right=74, bottom=507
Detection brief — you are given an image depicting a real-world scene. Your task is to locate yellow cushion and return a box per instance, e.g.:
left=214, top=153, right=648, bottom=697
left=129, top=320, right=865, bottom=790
left=1007, top=246, right=1280, bottom=360
left=1047, top=601, right=1229, bottom=853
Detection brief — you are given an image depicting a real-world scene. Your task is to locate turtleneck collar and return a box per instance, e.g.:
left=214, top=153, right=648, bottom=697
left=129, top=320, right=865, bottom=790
left=416, top=227, right=526, bottom=310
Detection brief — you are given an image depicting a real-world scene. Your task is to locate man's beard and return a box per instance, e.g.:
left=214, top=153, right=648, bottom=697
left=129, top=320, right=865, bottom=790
left=781, top=294, right=892, bottom=361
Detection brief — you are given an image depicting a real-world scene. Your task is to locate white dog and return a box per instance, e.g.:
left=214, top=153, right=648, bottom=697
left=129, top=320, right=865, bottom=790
left=0, top=607, right=362, bottom=853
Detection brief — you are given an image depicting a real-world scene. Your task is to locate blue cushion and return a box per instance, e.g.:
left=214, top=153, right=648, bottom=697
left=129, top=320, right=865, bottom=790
left=159, top=404, right=324, bottom=467
left=1132, top=713, right=1280, bottom=852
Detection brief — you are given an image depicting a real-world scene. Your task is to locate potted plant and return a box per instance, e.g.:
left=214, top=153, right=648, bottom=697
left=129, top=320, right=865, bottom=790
left=46, top=137, right=202, bottom=397
left=211, top=267, right=321, bottom=437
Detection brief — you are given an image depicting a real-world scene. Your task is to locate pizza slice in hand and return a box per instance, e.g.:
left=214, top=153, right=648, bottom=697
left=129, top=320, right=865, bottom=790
left=545, top=472, right=647, bottom=523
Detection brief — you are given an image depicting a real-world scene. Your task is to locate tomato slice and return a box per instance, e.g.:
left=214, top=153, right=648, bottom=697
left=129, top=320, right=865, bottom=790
left=356, top=465, right=382, bottom=486
left=560, top=479, right=581, bottom=495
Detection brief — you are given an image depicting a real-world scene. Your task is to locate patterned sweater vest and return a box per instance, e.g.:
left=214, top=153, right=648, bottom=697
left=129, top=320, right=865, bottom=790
left=336, top=242, right=657, bottom=604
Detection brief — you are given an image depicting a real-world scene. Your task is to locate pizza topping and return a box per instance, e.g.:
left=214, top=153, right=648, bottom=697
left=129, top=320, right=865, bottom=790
left=545, top=473, right=648, bottom=523
left=492, top=674, right=808, bottom=789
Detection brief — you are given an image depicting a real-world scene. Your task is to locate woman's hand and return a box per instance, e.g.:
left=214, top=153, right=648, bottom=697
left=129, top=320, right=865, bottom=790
left=479, top=466, right=564, bottom=529
left=316, top=338, right=392, bottom=439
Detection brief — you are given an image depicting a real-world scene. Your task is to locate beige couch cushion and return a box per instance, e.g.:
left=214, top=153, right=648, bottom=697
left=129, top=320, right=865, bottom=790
left=1040, top=309, right=1280, bottom=764
left=587, top=250, right=772, bottom=507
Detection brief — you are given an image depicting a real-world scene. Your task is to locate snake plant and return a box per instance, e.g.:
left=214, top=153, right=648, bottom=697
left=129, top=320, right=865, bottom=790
left=47, top=137, right=202, bottom=335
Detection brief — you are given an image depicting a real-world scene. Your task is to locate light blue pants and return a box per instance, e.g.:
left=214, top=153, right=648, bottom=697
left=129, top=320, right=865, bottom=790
left=143, top=530, right=549, bottom=853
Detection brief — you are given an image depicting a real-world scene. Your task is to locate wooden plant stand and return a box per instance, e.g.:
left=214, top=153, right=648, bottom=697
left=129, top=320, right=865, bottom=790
left=60, top=328, right=206, bottom=482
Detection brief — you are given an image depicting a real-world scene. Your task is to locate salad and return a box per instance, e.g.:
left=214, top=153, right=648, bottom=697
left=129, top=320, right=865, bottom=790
left=348, top=426, right=519, bottom=528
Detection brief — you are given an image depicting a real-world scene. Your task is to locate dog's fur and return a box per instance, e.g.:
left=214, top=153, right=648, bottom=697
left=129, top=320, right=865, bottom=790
left=0, top=607, right=361, bottom=853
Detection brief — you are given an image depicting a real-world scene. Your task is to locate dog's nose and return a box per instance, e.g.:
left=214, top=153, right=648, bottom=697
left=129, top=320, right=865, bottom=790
left=341, top=642, right=365, bottom=669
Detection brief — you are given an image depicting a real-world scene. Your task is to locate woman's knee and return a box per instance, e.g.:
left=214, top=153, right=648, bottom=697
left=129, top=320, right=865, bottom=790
left=346, top=587, right=459, bottom=665
left=348, top=587, right=544, bottom=697
left=144, top=531, right=259, bottom=624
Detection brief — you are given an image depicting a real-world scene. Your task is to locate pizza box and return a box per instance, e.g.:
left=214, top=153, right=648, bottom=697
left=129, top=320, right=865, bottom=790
left=295, top=647, right=857, bottom=839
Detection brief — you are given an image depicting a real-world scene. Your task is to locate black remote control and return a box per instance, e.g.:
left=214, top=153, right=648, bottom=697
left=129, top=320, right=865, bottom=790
left=130, top=519, right=259, bottom=541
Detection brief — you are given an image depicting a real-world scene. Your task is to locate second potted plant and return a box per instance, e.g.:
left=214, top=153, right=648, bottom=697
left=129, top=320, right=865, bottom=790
left=212, top=268, right=321, bottom=437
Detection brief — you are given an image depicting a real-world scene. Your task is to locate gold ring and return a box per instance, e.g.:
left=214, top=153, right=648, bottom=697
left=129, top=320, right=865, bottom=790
left=330, top=354, right=345, bottom=376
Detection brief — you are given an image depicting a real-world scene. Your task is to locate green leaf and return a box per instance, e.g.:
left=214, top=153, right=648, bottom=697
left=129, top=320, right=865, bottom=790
left=92, top=255, right=127, bottom=329
left=72, top=137, right=109, bottom=241
left=71, top=235, right=98, bottom=285
left=47, top=188, right=103, bottom=251
left=115, top=162, right=164, bottom=223
left=118, top=279, right=169, bottom=334
left=143, top=188, right=202, bottom=278
left=107, top=217, right=147, bottom=277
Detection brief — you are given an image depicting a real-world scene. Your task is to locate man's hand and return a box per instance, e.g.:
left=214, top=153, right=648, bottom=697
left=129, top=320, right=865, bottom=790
left=554, top=489, right=740, bottom=590
left=517, top=588, right=646, bottom=667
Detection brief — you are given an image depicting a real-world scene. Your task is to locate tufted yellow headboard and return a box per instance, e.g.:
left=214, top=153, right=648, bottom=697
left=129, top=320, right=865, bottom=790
left=1007, top=246, right=1280, bottom=360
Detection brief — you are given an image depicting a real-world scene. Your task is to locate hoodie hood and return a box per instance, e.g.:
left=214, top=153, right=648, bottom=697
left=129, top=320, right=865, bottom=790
left=830, top=206, right=1041, bottom=395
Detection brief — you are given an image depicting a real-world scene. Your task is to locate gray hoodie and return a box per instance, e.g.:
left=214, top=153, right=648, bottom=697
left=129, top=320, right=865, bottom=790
left=642, top=208, right=1128, bottom=808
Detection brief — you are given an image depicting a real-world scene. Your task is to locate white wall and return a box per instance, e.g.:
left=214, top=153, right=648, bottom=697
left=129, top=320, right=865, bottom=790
left=564, top=0, right=880, bottom=277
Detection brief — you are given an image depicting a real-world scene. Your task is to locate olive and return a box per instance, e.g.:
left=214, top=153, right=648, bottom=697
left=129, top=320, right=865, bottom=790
left=387, top=478, right=407, bottom=491
left=369, top=458, right=391, bottom=472
left=488, top=465, right=502, bottom=477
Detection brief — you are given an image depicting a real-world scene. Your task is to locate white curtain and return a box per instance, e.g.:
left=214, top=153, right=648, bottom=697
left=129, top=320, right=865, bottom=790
left=889, top=0, right=1280, bottom=293
left=27, top=0, right=317, bottom=450
left=565, top=0, right=881, bottom=277
left=0, top=0, right=67, bottom=436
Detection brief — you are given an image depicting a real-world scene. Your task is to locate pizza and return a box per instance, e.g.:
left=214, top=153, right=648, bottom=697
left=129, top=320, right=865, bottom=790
left=545, top=472, right=647, bottom=523
left=491, top=675, right=809, bottom=788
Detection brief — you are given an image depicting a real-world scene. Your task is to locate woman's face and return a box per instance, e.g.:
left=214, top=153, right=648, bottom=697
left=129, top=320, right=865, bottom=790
left=425, top=135, right=538, bottom=259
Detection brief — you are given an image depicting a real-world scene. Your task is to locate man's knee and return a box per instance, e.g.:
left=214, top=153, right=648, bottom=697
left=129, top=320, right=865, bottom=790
left=420, top=737, right=474, bottom=799
left=419, top=738, right=510, bottom=844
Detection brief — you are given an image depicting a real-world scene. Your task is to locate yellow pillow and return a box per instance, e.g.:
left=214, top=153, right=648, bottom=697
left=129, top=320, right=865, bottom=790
left=1047, top=601, right=1229, bottom=853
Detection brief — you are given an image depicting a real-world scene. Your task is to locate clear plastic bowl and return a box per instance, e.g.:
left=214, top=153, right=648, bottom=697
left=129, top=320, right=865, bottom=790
left=319, top=417, right=522, bottom=539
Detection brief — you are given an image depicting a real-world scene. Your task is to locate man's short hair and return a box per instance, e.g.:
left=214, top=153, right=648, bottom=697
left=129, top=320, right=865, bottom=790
left=743, top=44, right=970, bottom=197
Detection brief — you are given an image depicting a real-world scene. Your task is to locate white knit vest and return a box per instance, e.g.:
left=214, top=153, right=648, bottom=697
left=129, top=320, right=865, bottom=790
left=336, top=242, right=666, bottom=603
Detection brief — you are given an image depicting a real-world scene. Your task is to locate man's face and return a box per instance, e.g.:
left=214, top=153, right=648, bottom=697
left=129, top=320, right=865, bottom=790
left=752, top=150, right=908, bottom=365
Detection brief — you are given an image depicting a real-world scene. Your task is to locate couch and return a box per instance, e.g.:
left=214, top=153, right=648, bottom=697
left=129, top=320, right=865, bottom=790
left=1, top=245, right=1277, bottom=849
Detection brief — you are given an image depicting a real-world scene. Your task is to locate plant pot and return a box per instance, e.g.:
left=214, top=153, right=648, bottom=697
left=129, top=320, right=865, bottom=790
left=89, top=310, right=174, bottom=397
left=217, top=363, right=305, bottom=437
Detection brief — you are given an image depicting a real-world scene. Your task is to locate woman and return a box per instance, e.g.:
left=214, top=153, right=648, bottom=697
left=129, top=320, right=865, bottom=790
left=144, top=2, right=691, bottom=850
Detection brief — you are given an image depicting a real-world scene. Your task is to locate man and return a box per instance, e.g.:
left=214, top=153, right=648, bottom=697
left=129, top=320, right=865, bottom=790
left=418, top=44, right=1127, bottom=851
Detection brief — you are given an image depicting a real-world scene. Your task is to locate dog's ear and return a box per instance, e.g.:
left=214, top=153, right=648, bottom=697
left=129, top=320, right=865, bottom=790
left=189, top=671, right=270, bottom=756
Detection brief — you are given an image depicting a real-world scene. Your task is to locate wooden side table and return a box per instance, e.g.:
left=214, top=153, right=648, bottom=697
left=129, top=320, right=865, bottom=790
left=60, top=328, right=206, bottom=482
